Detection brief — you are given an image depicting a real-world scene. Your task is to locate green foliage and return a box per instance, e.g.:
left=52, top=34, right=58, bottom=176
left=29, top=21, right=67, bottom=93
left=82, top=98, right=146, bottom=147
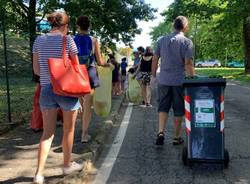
left=117, top=47, right=132, bottom=57
left=0, top=36, right=31, bottom=78
left=0, top=0, right=59, bottom=34
left=151, top=0, right=245, bottom=66
left=196, top=68, right=250, bottom=83
left=0, top=77, right=35, bottom=124
left=149, top=21, right=172, bottom=48
left=62, top=0, right=156, bottom=47
left=1, top=0, right=156, bottom=49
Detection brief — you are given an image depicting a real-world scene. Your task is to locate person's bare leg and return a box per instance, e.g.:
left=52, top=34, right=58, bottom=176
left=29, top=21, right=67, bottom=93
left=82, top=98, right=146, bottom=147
left=140, top=84, right=147, bottom=104
left=112, top=83, right=115, bottom=95
left=116, top=82, right=121, bottom=95
left=62, top=109, right=78, bottom=167
left=35, top=109, right=58, bottom=176
left=121, top=79, right=125, bottom=92
left=146, top=84, right=151, bottom=104
left=115, top=82, right=119, bottom=95
left=82, top=90, right=94, bottom=140
left=156, top=112, right=168, bottom=145
left=158, top=112, right=168, bottom=133
left=118, top=81, right=122, bottom=94
left=174, top=116, right=183, bottom=138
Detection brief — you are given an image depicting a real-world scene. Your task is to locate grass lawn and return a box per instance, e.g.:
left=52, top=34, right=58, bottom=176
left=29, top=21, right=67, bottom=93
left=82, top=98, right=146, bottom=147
left=195, top=68, right=250, bottom=84
left=0, top=36, right=31, bottom=77
left=0, top=36, right=34, bottom=125
left=0, top=78, right=35, bottom=124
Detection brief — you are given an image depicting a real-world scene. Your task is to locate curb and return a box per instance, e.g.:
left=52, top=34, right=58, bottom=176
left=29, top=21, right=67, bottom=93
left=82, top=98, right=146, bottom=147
left=0, top=122, right=25, bottom=136
left=52, top=95, right=125, bottom=184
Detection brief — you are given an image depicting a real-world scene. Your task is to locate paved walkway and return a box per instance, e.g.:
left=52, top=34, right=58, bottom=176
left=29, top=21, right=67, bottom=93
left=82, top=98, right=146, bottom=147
left=87, top=81, right=250, bottom=184
left=0, top=95, right=124, bottom=184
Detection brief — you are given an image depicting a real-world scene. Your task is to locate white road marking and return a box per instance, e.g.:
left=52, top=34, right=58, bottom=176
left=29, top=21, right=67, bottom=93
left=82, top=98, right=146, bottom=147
left=92, top=103, right=133, bottom=184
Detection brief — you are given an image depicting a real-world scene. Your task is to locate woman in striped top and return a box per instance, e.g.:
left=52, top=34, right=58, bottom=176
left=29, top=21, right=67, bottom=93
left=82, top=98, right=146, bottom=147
left=33, top=11, right=83, bottom=184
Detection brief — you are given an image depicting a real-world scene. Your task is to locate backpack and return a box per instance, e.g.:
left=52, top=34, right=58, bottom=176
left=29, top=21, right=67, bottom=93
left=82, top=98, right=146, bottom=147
left=74, top=34, right=95, bottom=67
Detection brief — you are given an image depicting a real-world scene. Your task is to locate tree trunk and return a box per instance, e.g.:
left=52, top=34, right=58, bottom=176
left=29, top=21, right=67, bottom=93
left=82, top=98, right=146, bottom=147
left=28, top=0, right=39, bottom=81
left=243, top=17, right=250, bottom=74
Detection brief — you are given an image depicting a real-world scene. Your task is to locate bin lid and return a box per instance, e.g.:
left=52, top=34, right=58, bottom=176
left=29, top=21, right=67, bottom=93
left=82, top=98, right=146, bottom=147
left=183, top=76, right=226, bottom=87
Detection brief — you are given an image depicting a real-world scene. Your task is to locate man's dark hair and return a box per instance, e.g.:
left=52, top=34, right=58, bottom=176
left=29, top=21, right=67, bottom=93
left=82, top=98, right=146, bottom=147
left=122, top=57, right=126, bottom=62
left=76, top=15, right=90, bottom=31
left=173, top=16, right=188, bottom=31
left=137, top=46, right=145, bottom=54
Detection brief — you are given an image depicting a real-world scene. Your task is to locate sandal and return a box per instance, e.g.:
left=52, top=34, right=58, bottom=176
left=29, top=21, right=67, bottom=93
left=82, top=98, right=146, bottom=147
left=173, top=137, right=184, bottom=145
left=81, top=134, right=91, bottom=143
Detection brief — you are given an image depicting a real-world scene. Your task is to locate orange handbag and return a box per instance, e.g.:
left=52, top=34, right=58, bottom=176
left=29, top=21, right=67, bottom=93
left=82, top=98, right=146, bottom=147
left=48, top=36, right=91, bottom=97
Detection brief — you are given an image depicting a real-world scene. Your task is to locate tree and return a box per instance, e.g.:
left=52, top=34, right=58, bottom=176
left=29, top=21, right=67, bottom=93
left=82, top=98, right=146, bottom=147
left=149, top=21, right=172, bottom=48
left=2, top=0, right=59, bottom=49
left=117, top=47, right=133, bottom=57
left=62, top=0, right=156, bottom=48
left=158, top=0, right=250, bottom=73
left=0, top=0, right=60, bottom=80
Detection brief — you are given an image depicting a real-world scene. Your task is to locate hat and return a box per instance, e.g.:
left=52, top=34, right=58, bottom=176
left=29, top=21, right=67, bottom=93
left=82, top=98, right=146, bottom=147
left=133, top=49, right=138, bottom=53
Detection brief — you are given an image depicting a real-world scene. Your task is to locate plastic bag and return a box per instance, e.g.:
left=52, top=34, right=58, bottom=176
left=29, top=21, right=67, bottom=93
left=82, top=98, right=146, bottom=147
left=93, top=66, right=113, bottom=117
left=127, top=74, right=141, bottom=103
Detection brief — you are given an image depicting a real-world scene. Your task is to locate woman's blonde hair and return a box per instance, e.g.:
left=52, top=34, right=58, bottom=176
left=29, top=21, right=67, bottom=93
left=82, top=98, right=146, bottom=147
left=47, top=11, right=69, bottom=28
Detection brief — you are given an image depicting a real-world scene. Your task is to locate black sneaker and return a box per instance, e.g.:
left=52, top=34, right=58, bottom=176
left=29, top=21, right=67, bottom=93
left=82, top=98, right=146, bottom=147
left=173, top=137, right=184, bottom=145
left=155, top=132, right=164, bottom=145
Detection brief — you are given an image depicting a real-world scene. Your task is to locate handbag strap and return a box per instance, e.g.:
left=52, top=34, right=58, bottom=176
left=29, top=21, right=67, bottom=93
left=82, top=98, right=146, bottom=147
left=62, top=36, right=85, bottom=78
left=62, top=36, right=67, bottom=67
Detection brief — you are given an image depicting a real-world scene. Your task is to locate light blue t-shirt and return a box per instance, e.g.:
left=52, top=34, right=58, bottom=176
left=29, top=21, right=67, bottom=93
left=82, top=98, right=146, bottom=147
left=155, top=32, right=194, bottom=86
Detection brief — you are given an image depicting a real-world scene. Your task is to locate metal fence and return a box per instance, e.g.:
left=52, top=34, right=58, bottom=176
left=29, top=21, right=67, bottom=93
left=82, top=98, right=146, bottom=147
left=0, top=15, right=35, bottom=126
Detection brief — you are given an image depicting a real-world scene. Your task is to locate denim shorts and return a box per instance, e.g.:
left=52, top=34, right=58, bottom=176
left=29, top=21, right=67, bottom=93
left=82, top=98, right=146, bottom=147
left=157, top=84, right=185, bottom=117
left=39, top=84, right=81, bottom=111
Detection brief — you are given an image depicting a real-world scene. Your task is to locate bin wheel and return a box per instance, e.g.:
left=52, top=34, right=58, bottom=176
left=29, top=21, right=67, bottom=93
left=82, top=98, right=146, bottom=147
left=224, top=149, right=229, bottom=168
left=182, top=147, right=189, bottom=166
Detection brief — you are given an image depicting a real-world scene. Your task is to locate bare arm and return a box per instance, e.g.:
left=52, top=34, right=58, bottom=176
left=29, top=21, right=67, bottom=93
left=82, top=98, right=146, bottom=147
left=152, top=55, right=159, bottom=77
left=69, top=54, right=79, bottom=65
left=33, top=52, right=40, bottom=76
left=134, top=59, right=141, bottom=76
left=185, top=58, right=195, bottom=76
left=93, top=37, right=105, bottom=66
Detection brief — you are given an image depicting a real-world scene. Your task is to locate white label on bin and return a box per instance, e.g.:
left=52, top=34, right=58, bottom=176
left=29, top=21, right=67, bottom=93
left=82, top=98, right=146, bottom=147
left=195, top=99, right=216, bottom=128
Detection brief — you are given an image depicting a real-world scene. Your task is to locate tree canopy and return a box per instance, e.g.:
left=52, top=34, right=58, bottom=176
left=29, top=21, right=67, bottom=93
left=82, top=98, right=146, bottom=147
left=150, top=0, right=250, bottom=73
left=63, top=0, right=156, bottom=48
left=0, top=0, right=156, bottom=49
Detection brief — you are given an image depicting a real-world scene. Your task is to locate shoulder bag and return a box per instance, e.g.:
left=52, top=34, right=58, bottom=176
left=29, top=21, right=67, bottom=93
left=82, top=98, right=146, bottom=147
left=48, top=36, right=91, bottom=97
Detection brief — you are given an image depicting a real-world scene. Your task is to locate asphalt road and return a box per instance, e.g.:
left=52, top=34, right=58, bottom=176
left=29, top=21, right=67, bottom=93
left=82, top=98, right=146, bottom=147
left=87, top=81, right=250, bottom=184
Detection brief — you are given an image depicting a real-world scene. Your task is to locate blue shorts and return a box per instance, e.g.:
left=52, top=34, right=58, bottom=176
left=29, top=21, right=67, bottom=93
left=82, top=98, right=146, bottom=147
left=39, top=84, right=81, bottom=111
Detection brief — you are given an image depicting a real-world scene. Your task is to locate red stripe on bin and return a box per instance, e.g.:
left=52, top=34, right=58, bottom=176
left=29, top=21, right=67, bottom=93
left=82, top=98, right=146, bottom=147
left=185, top=95, right=190, bottom=103
left=185, top=110, right=191, bottom=121
left=221, top=112, right=224, bottom=121
left=186, top=128, right=190, bottom=134
left=221, top=95, right=224, bottom=102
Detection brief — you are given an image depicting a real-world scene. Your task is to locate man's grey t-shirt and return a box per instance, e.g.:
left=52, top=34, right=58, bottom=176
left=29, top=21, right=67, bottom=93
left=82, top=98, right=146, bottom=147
left=155, top=32, right=194, bottom=86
